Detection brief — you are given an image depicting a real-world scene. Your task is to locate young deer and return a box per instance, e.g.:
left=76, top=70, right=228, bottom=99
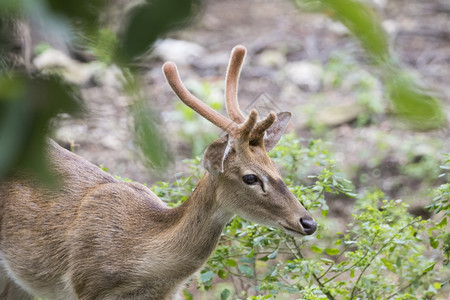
left=0, top=45, right=316, bottom=300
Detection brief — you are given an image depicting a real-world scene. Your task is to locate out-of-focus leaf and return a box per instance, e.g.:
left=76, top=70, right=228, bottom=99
left=385, top=71, right=445, bottom=130
left=183, top=289, right=193, bottom=300
left=131, top=99, right=171, bottom=170
left=46, top=0, right=107, bottom=30
left=124, top=71, right=171, bottom=170
left=238, top=264, right=254, bottom=277
left=318, top=0, right=389, bottom=62
left=0, top=74, right=81, bottom=181
left=220, top=288, right=231, bottom=300
left=200, top=270, right=214, bottom=283
left=311, top=245, right=323, bottom=253
left=117, top=0, right=199, bottom=63
left=0, top=0, right=23, bottom=13
left=325, top=248, right=340, bottom=255
left=294, top=0, right=446, bottom=130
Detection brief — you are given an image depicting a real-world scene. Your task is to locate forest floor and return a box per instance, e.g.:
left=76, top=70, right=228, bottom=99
left=52, top=0, right=449, bottom=212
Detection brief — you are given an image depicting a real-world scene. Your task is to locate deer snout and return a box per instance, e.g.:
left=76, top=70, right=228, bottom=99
left=300, top=217, right=317, bottom=235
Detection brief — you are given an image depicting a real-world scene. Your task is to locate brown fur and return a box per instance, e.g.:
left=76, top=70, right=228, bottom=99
left=0, top=46, right=315, bottom=299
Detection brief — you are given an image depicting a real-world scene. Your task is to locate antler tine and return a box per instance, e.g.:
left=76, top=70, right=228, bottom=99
left=250, top=112, right=276, bottom=141
left=237, top=109, right=258, bottom=138
left=163, top=62, right=237, bottom=133
left=225, top=45, right=247, bottom=124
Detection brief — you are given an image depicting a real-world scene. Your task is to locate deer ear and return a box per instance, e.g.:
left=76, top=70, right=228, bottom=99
left=202, top=135, right=231, bottom=175
left=264, top=112, right=291, bottom=152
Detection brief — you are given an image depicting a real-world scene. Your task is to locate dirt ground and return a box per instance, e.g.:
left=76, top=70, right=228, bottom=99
left=52, top=0, right=449, bottom=210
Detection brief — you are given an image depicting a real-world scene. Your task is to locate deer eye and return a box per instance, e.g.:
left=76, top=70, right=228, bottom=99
left=242, top=174, right=258, bottom=185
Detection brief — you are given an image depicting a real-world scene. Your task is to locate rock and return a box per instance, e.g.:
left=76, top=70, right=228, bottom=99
left=54, top=123, right=89, bottom=143
left=256, top=50, right=287, bottom=68
left=382, top=20, right=398, bottom=36
left=193, top=51, right=230, bottom=71
left=152, top=39, right=206, bottom=65
left=284, top=61, right=323, bottom=92
left=33, top=48, right=73, bottom=69
left=326, top=20, right=349, bottom=36
left=94, top=64, right=125, bottom=89
left=372, top=0, right=388, bottom=9
left=315, top=101, right=366, bottom=127
left=33, top=48, right=102, bottom=85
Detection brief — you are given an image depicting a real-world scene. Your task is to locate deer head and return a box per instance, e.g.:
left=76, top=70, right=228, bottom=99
left=163, top=45, right=317, bottom=236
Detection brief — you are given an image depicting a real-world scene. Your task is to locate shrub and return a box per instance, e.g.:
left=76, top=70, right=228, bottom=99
left=154, top=134, right=448, bottom=299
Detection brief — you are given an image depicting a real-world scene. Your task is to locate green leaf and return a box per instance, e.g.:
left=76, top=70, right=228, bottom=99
left=429, top=237, right=439, bottom=249
left=381, top=258, right=395, bottom=272
left=118, top=0, right=197, bottom=63
left=385, top=71, right=445, bottom=130
left=218, top=270, right=227, bottom=279
left=240, top=256, right=255, bottom=264
left=436, top=217, right=447, bottom=228
left=311, top=245, right=323, bottom=253
left=423, top=263, right=435, bottom=273
left=238, top=265, right=254, bottom=277
left=267, top=250, right=278, bottom=260
left=259, top=255, right=269, bottom=262
left=47, top=0, right=106, bottom=30
left=225, top=259, right=237, bottom=267
left=0, top=74, right=80, bottom=182
left=325, top=248, right=340, bottom=255
left=183, top=289, right=193, bottom=300
left=200, top=270, right=214, bottom=283
left=220, top=288, right=231, bottom=300
left=433, top=282, right=442, bottom=290
left=316, top=0, right=389, bottom=60
left=126, top=72, right=171, bottom=170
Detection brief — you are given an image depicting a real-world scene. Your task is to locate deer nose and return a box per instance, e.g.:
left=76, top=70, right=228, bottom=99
left=300, top=217, right=317, bottom=235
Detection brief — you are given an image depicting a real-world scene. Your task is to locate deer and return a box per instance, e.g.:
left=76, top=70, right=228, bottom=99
left=0, top=45, right=317, bottom=300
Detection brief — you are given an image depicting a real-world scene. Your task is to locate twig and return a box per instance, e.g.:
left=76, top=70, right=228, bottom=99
left=288, top=238, right=336, bottom=300
left=323, top=234, right=376, bottom=284
left=386, top=270, right=428, bottom=298
left=349, top=220, right=419, bottom=299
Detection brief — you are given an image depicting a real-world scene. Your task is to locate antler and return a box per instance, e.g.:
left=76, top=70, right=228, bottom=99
left=163, top=46, right=277, bottom=149
left=225, top=45, right=247, bottom=124
left=163, top=62, right=237, bottom=133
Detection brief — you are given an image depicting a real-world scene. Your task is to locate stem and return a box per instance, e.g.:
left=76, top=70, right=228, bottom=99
left=349, top=220, right=418, bottom=299
left=323, top=234, right=376, bottom=284
left=318, top=233, right=364, bottom=281
left=318, top=244, right=353, bottom=281
left=386, top=271, right=428, bottom=298
left=288, top=238, right=336, bottom=300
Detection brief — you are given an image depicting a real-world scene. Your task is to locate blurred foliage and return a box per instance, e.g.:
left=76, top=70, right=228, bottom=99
left=294, top=0, right=446, bottom=130
left=155, top=133, right=448, bottom=299
left=0, top=74, right=80, bottom=181
left=123, top=69, right=172, bottom=170
left=87, top=28, right=118, bottom=65
left=0, top=0, right=199, bottom=179
left=117, top=0, right=200, bottom=64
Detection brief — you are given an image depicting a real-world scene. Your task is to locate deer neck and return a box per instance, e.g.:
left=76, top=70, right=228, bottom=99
left=154, top=174, right=233, bottom=270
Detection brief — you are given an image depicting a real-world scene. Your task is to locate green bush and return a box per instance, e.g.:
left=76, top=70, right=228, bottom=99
left=155, top=133, right=448, bottom=299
